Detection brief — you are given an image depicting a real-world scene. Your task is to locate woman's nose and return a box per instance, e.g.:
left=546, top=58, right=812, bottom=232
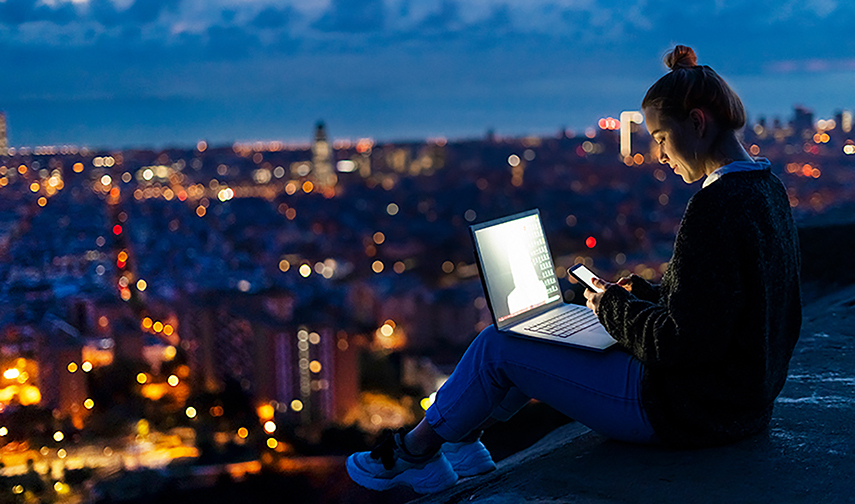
left=658, top=149, right=669, bottom=165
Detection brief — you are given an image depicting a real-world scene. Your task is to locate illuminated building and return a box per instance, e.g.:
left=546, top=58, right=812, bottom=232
left=842, top=110, right=853, bottom=134
left=356, top=138, right=373, bottom=178
left=179, top=290, right=360, bottom=426
left=834, top=110, right=852, bottom=136
left=0, top=111, right=6, bottom=154
left=36, top=318, right=87, bottom=421
left=275, top=326, right=358, bottom=425
left=620, top=111, right=644, bottom=158
left=312, top=121, right=336, bottom=190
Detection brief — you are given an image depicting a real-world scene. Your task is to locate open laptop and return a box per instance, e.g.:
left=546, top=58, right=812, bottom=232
left=470, top=209, right=616, bottom=351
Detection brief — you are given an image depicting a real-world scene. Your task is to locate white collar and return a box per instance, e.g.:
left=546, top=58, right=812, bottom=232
left=703, top=158, right=771, bottom=188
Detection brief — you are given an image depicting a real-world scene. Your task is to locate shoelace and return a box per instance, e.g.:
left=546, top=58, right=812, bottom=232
left=369, top=429, right=403, bottom=470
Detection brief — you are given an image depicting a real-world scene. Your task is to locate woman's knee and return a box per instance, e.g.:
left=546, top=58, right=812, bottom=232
left=471, top=325, right=511, bottom=354
left=468, top=325, right=524, bottom=366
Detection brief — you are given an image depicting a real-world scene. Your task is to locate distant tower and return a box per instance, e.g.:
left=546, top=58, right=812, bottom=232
left=312, top=121, right=336, bottom=189
left=619, top=111, right=644, bottom=159
left=792, top=105, right=814, bottom=140
left=0, top=112, right=7, bottom=153
left=841, top=110, right=852, bottom=134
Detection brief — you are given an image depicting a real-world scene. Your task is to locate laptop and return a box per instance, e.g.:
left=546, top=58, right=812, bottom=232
left=470, top=209, right=617, bottom=351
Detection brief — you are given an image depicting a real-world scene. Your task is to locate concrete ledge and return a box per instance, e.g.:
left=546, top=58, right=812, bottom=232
left=412, top=284, right=855, bottom=503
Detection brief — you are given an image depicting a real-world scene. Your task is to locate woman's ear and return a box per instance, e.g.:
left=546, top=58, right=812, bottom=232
left=689, top=108, right=707, bottom=138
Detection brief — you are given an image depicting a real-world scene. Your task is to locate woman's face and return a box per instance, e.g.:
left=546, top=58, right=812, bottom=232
left=643, top=107, right=705, bottom=184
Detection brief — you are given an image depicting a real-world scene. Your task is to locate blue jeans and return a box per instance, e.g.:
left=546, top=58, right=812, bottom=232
left=425, top=325, right=658, bottom=444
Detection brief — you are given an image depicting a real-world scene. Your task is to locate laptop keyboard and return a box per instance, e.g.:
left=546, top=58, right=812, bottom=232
left=524, top=308, right=600, bottom=338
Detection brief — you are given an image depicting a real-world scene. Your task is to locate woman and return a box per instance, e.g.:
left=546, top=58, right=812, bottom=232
left=347, top=45, right=802, bottom=494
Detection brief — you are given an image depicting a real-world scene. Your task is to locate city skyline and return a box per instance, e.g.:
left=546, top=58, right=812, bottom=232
left=2, top=0, right=855, bottom=148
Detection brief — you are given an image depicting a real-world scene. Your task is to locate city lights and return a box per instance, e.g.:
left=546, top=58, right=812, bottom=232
left=263, top=421, right=276, bottom=434
left=257, top=404, right=275, bottom=421
left=598, top=117, right=620, bottom=130
left=0, top=99, right=849, bottom=501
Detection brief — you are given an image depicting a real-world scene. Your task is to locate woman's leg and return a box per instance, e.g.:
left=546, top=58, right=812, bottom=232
left=422, top=325, right=657, bottom=445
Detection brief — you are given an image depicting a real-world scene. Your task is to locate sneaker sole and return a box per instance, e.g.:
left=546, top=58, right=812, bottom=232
left=346, top=455, right=458, bottom=494
left=452, top=458, right=497, bottom=477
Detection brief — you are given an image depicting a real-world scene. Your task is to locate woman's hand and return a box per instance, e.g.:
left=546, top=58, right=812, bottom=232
left=616, top=276, right=633, bottom=292
left=584, top=277, right=616, bottom=315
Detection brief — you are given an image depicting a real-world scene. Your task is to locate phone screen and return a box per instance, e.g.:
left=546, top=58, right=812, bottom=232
left=568, top=264, right=604, bottom=293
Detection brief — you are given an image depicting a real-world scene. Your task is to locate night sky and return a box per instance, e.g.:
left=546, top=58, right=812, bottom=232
left=2, top=0, right=853, bottom=149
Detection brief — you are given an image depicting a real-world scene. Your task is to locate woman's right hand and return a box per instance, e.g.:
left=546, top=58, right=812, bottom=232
left=616, top=277, right=633, bottom=292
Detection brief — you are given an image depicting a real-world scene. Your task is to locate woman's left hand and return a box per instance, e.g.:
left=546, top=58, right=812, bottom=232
left=584, top=277, right=615, bottom=315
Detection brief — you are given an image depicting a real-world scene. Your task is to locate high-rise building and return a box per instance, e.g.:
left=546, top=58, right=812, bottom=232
left=792, top=106, right=814, bottom=140
left=179, top=293, right=358, bottom=426
left=619, top=111, right=644, bottom=159
left=312, top=121, right=336, bottom=190
left=0, top=112, right=7, bottom=153
left=839, top=110, right=852, bottom=134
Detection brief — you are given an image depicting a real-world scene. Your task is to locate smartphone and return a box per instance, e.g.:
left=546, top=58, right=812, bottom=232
left=568, top=264, right=604, bottom=293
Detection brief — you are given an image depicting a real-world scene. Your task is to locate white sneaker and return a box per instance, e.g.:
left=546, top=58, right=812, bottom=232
left=346, top=431, right=458, bottom=494
left=442, top=440, right=497, bottom=477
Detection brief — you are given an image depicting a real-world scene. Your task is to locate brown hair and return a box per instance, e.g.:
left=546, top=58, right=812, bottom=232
left=642, top=45, right=746, bottom=130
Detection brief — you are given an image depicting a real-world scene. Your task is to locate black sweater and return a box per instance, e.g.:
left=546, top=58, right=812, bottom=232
left=598, top=168, right=802, bottom=447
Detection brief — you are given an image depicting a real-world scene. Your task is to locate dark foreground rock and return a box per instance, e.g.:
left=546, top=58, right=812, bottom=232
left=412, top=283, right=855, bottom=504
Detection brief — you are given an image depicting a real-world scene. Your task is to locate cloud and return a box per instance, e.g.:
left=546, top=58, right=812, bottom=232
left=205, top=24, right=258, bottom=59
left=0, top=0, right=76, bottom=26
left=312, top=0, right=385, bottom=33
left=124, top=0, right=181, bottom=25
left=251, top=6, right=293, bottom=29
left=1, top=0, right=852, bottom=61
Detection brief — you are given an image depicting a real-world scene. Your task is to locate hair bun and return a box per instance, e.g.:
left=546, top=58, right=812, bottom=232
left=665, top=45, right=697, bottom=70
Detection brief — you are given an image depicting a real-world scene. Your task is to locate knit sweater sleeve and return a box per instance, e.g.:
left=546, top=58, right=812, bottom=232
left=597, top=189, right=745, bottom=367
left=626, top=274, right=659, bottom=303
